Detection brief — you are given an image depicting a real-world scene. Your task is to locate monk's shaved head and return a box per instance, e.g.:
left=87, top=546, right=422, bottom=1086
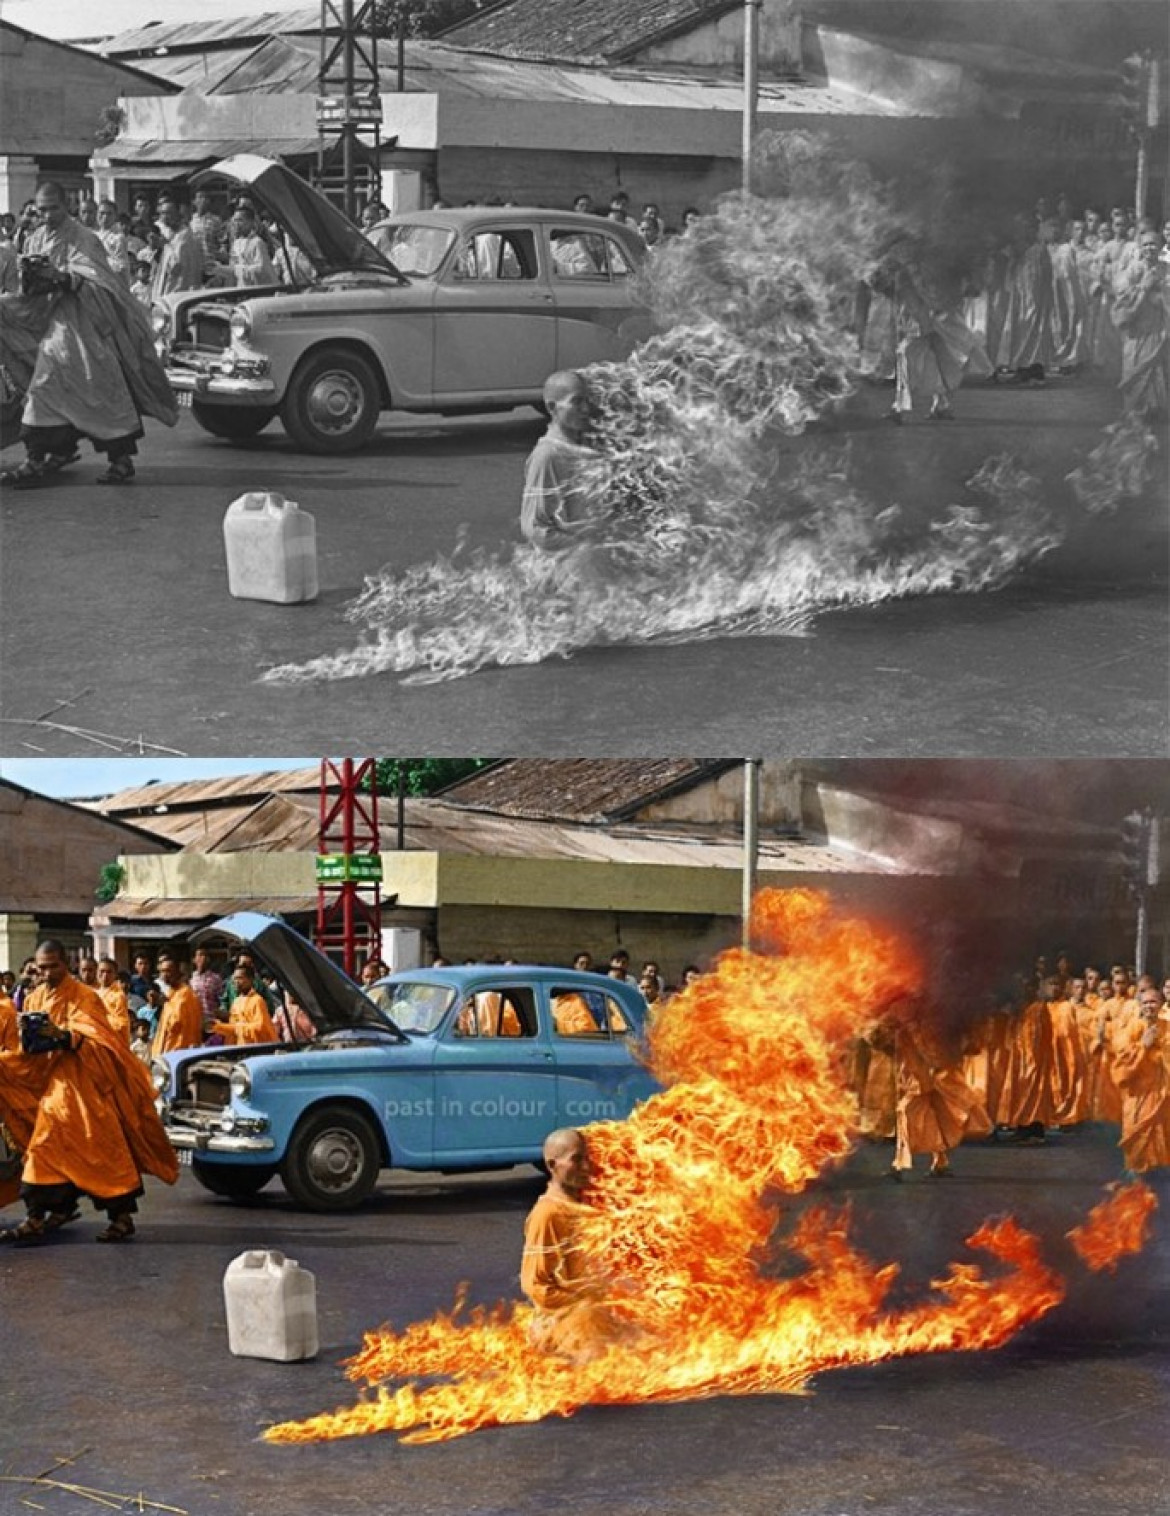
left=543, top=1126, right=585, bottom=1162
left=542, top=369, right=586, bottom=408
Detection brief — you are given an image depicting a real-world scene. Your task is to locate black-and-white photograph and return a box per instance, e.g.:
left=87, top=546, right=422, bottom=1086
left=0, top=0, right=1166, bottom=756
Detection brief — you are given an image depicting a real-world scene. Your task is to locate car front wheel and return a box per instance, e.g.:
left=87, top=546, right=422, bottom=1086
left=280, top=346, right=382, bottom=454
left=190, top=1158, right=277, bottom=1200
left=280, top=1105, right=382, bottom=1211
left=190, top=401, right=276, bottom=440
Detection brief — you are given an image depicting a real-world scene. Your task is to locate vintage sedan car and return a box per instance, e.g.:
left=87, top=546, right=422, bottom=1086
left=162, top=155, right=650, bottom=453
left=155, top=912, right=659, bottom=1212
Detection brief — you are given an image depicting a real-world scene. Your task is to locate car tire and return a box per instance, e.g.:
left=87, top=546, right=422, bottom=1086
left=190, top=401, right=276, bottom=440
left=279, top=346, right=382, bottom=454
left=280, top=1105, right=382, bottom=1212
left=190, top=1158, right=277, bottom=1200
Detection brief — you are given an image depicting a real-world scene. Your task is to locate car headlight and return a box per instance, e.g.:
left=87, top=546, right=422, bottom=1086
left=229, top=1064, right=251, bottom=1100
left=150, top=1058, right=170, bottom=1094
left=229, top=306, right=251, bottom=342
left=219, top=355, right=237, bottom=376
left=151, top=307, right=169, bottom=336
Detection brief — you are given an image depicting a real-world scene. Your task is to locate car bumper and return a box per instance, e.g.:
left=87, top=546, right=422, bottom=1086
left=166, top=1126, right=276, bottom=1155
left=167, top=369, right=278, bottom=405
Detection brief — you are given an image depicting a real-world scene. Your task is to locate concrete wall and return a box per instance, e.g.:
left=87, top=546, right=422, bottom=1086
left=0, top=27, right=163, bottom=156
left=637, top=762, right=803, bottom=828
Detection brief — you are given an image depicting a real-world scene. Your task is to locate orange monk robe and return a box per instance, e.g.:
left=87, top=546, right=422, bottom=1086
left=855, top=1027, right=896, bottom=1140
left=1047, top=997, right=1090, bottom=1125
left=1092, top=995, right=1132, bottom=1124
left=999, top=999, right=1055, bottom=1127
left=960, top=1013, right=1012, bottom=1126
left=0, top=973, right=178, bottom=1203
left=520, top=1191, right=629, bottom=1361
left=1074, top=1000, right=1108, bottom=1120
left=1112, top=1022, right=1170, bottom=1173
left=552, top=992, right=601, bottom=1038
left=0, top=992, right=18, bottom=1052
left=151, top=983, right=204, bottom=1056
left=893, top=1021, right=991, bottom=1168
left=210, top=990, right=278, bottom=1046
left=97, top=983, right=131, bottom=1041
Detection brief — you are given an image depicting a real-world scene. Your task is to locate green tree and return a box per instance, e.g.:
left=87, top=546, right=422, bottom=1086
left=373, top=0, right=485, bottom=39
left=95, top=861, right=126, bottom=903
left=372, top=758, right=493, bottom=796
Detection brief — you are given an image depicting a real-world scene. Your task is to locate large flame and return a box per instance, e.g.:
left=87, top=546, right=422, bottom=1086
left=264, top=890, right=1149, bottom=1447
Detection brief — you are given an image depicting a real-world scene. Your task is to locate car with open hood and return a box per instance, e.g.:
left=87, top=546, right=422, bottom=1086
left=161, top=155, right=650, bottom=453
left=155, top=912, right=659, bottom=1211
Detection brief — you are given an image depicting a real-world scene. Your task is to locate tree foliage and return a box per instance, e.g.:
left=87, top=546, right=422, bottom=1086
left=95, top=861, right=126, bottom=903
left=372, top=0, right=485, bottom=39
left=372, top=759, right=493, bottom=796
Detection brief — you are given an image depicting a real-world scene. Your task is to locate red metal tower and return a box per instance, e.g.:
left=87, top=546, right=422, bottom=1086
left=315, top=758, right=383, bottom=978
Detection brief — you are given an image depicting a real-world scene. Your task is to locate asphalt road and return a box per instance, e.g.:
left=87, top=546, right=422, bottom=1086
left=1, top=378, right=1166, bottom=759
left=0, top=1128, right=1166, bottom=1516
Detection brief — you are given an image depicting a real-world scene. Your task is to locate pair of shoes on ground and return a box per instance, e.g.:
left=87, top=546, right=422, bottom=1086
left=1, top=453, right=134, bottom=488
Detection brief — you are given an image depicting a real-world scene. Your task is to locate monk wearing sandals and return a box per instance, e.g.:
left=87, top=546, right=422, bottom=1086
left=0, top=940, right=178, bottom=1246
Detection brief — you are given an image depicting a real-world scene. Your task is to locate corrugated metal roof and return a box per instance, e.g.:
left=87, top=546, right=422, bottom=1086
left=443, top=0, right=741, bottom=67
left=96, top=8, right=322, bottom=56
left=102, top=896, right=320, bottom=923
left=438, top=759, right=737, bottom=823
left=88, top=765, right=324, bottom=816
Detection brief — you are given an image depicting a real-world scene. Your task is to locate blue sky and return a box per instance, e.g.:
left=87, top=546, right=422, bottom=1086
left=0, top=757, right=321, bottom=801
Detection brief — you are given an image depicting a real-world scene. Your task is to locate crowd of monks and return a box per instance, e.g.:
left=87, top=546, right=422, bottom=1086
left=853, top=960, right=1170, bottom=1179
left=861, top=200, right=1169, bottom=420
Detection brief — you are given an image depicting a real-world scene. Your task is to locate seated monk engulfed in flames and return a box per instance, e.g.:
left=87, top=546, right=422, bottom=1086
left=263, top=888, right=1158, bottom=1448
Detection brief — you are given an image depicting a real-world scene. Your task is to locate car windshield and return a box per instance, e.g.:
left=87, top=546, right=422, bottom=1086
left=378, top=224, right=456, bottom=277
left=381, top=980, right=457, bottom=1034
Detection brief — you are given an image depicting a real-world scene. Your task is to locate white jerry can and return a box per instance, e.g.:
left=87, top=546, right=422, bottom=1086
left=223, top=1249, right=319, bottom=1362
left=222, top=491, right=319, bottom=604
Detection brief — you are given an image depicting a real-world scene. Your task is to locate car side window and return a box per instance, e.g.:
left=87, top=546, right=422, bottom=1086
left=551, top=987, right=629, bottom=1038
left=453, top=988, right=535, bottom=1039
left=550, top=230, right=632, bottom=281
left=454, top=230, right=537, bottom=282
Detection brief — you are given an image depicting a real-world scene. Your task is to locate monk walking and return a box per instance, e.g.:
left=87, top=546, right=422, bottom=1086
left=889, top=1007, right=991, bottom=1179
left=0, top=940, right=178, bottom=1244
left=1112, top=987, right=1170, bottom=1175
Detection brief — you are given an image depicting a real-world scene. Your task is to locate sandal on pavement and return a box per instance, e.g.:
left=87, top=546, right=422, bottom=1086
left=95, top=1214, right=136, bottom=1243
left=0, top=1214, right=48, bottom=1246
left=0, top=458, right=48, bottom=489
left=43, top=1206, right=81, bottom=1232
left=95, top=458, right=135, bottom=486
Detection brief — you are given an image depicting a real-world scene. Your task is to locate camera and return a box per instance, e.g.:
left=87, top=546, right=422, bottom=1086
left=18, top=255, right=66, bottom=297
left=18, top=1011, right=66, bottom=1054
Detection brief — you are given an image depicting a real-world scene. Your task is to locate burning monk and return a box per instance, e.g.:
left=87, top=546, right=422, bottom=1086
left=520, top=1127, right=636, bottom=1361
left=0, top=940, right=178, bottom=1244
left=0, top=180, right=177, bottom=488
left=520, top=371, right=606, bottom=555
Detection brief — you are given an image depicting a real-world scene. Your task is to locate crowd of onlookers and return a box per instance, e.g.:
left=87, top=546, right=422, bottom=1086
left=0, top=181, right=701, bottom=307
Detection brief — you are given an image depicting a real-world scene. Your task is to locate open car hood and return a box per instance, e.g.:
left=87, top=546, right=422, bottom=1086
left=193, top=154, right=400, bottom=280
left=193, top=911, right=403, bottom=1038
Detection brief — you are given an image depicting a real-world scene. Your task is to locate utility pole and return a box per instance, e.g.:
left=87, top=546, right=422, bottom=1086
left=742, top=759, right=761, bottom=949
left=317, top=0, right=383, bottom=221
left=1120, top=809, right=1161, bottom=978
left=742, top=0, right=762, bottom=196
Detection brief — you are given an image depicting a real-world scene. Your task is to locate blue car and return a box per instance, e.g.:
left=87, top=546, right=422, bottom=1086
left=157, top=912, right=660, bottom=1212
